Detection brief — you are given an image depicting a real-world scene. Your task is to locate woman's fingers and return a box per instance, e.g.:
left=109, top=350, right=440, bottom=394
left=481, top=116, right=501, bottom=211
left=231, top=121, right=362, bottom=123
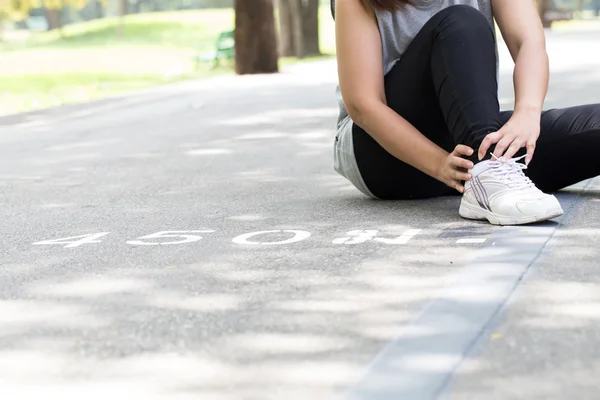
left=492, top=134, right=518, bottom=160
left=451, top=156, right=474, bottom=171
left=452, top=181, right=465, bottom=193
left=478, top=132, right=503, bottom=160
left=502, top=139, right=524, bottom=161
left=453, top=170, right=472, bottom=182
left=445, top=145, right=475, bottom=193
left=525, top=141, right=536, bottom=165
left=453, top=144, right=474, bottom=157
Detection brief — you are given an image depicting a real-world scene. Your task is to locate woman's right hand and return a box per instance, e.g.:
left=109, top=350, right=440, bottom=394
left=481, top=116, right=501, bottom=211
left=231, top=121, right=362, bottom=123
left=438, top=145, right=474, bottom=193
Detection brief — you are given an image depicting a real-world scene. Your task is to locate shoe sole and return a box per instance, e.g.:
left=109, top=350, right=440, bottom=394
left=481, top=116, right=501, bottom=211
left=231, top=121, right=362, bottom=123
left=459, top=201, right=564, bottom=226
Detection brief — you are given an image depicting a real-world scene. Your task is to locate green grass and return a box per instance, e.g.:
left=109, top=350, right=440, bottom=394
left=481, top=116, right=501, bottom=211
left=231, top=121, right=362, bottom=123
left=0, top=7, right=336, bottom=116
left=1, top=10, right=237, bottom=51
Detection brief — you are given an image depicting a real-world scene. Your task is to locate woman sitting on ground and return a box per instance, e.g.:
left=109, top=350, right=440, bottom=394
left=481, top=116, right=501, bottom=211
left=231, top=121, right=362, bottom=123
left=332, top=0, right=600, bottom=225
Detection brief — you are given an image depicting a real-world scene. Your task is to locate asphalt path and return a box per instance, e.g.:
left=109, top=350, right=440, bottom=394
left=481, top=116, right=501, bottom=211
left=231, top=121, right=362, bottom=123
left=1, top=28, right=599, bottom=400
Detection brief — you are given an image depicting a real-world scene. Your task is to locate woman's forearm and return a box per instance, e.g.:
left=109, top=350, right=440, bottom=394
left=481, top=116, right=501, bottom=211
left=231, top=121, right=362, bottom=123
left=354, top=102, right=449, bottom=181
left=513, top=40, right=549, bottom=114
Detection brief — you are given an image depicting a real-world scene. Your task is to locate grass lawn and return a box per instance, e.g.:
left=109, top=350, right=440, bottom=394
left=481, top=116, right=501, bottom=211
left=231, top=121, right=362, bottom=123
left=0, top=7, right=336, bottom=116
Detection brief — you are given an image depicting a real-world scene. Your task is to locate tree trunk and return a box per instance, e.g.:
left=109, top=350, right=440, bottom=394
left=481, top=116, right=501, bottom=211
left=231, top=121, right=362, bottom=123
left=45, top=8, right=60, bottom=30
left=301, top=0, right=320, bottom=57
left=0, top=13, right=5, bottom=42
left=45, top=8, right=64, bottom=37
left=118, top=0, right=127, bottom=36
left=278, top=0, right=295, bottom=57
left=278, top=0, right=320, bottom=58
left=287, top=0, right=304, bottom=58
left=97, top=1, right=105, bottom=18
left=234, top=0, right=279, bottom=75
left=538, top=0, right=552, bottom=28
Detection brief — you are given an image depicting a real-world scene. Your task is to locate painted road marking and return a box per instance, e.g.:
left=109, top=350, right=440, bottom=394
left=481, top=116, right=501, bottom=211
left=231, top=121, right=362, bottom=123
left=31, top=228, right=429, bottom=248
left=333, top=230, right=379, bottom=244
left=127, top=231, right=215, bottom=246
left=456, top=238, right=487, bottom=244
left=33, top=232, right=110, bottom=248
left=333, top=229, right=422, bottom=245
left=31, top=228, right=493, bottom=249
left=375, top=229, right=421, bottom=245
left=232, top=230, right=311, bottom=245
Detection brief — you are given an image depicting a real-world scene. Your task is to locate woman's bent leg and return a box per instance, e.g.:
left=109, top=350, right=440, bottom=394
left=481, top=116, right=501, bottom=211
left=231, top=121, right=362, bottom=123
left=353, top=5, right=502, bottom=200
left=428, top=5, right=502, bottom=154
left=518, top=104, right=600, bottom=192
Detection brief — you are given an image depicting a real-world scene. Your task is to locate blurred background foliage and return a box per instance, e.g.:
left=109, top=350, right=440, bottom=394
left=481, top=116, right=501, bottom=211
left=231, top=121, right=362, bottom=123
left=0, top=0, right=335, bottom=115
left=0, top=0, right=598, bottom=116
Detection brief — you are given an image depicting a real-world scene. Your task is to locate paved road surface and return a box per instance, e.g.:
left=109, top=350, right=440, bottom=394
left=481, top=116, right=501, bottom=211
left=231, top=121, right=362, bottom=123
left=1, top=29, right=599, bottom=400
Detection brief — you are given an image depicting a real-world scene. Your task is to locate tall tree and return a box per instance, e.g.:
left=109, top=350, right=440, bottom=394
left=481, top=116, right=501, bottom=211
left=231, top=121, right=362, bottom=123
left=44, top=7, right=62, bottom=31
left=277, top=0, right=295, bottom=57
left=118, top=0, right=127, bottom=36
left=234, top=0, right=279, bottom=75
left=301, top=0, right=320, bottom=56
left=103, top=0, right=127, bottom=34
left=0, top=9, right=6, bottom=42
left=278, top=0, right=320, bottom=58
left=44, top=0, right=102, bottom=34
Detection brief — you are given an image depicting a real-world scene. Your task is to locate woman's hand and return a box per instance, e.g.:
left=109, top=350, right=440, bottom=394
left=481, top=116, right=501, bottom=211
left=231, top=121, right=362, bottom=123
left=478, top=109, right=541, bottom=165
left=438, top=145, right=474, bottom=193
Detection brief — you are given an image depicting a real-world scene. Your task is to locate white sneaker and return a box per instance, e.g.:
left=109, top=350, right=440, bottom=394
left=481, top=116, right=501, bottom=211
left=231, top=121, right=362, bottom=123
left=459, top=155, right=564, bottom=225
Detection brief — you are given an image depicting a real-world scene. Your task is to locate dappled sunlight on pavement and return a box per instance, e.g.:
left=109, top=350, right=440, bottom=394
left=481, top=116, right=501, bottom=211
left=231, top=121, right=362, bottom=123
left=1, top=27, right=600, bottom=400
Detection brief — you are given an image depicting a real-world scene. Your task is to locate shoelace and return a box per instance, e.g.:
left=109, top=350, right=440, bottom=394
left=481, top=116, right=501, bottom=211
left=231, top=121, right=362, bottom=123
left=487, top=154, right=535, bottom=189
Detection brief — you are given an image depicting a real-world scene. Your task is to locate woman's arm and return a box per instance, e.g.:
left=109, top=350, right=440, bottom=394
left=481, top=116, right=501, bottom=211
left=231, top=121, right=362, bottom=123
left=497, top=0, right=549, bottom=114
left=335, top=0, right=472, bottom=191
left=479, top=0, right=549, bottom=163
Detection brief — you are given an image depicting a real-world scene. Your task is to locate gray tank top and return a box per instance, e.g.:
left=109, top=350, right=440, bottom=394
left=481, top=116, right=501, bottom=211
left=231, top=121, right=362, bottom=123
left=333, top=0, right=496, bottom=129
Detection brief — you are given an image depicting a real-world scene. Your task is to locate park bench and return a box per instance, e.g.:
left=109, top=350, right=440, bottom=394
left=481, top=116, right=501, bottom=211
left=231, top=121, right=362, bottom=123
left=195, top=30, right=235, bottom=69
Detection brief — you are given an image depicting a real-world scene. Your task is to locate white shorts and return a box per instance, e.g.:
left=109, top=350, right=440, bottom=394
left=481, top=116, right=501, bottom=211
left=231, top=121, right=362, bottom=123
left=333, top=116, right=376, bottom=199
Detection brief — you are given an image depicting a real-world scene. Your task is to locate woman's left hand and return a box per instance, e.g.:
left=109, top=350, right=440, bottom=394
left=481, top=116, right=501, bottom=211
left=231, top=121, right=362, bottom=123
left=478, top=109, right=541, bottom=165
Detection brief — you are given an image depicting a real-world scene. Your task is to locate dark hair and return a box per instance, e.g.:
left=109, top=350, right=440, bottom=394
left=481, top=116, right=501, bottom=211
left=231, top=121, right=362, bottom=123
left=363, top=0, right=413, bottom=12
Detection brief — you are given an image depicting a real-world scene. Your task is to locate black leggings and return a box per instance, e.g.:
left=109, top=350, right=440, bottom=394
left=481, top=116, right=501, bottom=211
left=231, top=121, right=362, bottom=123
left=353, top=5, right=600, bottom=200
